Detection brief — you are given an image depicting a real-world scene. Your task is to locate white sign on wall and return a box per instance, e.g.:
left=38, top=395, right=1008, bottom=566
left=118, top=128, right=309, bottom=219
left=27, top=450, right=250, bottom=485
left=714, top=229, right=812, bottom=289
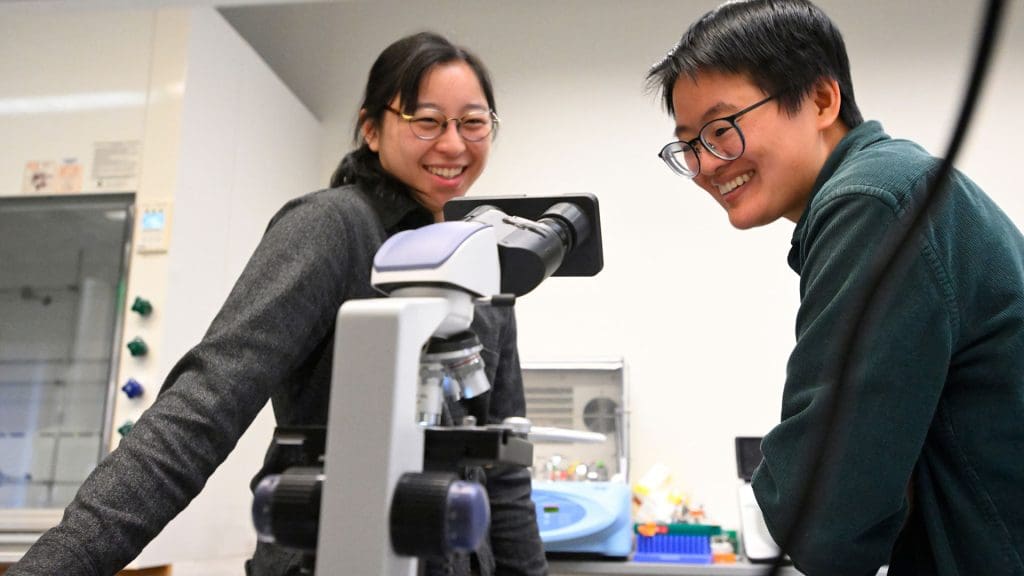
left=21, top=159, right=82, bottom=195
left=92, top=140, right=141, bottom=191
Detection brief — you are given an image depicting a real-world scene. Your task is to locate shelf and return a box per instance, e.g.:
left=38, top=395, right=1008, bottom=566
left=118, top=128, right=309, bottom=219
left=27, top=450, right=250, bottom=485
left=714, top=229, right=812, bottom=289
left=0, top=431, right=101, bottom=438
left=0, top=357, right=111, bottom=365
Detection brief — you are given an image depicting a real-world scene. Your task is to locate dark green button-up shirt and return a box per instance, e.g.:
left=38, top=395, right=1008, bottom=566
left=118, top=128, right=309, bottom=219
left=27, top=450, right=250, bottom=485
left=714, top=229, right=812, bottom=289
left=754, top=121, right=1024, bottom=576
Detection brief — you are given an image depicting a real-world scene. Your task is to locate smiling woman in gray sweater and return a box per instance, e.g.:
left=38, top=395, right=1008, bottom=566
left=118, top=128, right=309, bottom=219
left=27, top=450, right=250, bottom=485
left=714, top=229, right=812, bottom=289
left=9, top=31, right=546, bottom=576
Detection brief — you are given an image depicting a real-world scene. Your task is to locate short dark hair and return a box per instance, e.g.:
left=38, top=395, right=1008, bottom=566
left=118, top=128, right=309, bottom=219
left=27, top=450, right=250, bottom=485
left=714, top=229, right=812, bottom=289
left=647, top=0, right=863, bottom=129
left=331, top=32, right=497, bottom=188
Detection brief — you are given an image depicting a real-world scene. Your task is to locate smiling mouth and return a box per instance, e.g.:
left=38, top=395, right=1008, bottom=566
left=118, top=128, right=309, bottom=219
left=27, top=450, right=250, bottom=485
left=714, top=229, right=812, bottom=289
left=717, top=171, right=753, bottom=196
left=427, top=166, right=466, bottom=179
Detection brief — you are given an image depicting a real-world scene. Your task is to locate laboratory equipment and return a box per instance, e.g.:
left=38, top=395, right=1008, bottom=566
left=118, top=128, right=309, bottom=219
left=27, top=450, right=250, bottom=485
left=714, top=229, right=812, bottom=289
left=735, top=436, right=780, bottom=562
left=634, top=522, right=721, bottom=564
left=252, top=194, right=603, bottom=574
left=523, top=361, right=628, bottom=483
left=522, top=361, right=631, bottom=558
left=533, top=481, right=632, bottom=559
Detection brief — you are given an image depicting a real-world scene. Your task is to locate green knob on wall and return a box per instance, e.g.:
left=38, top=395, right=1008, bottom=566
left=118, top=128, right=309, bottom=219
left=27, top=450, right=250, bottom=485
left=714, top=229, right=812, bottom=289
left=117, top=420, right=135, bottom=437
left=131, top=296, right=153, bottom=317
left=126, top=337, right=148, bottom=357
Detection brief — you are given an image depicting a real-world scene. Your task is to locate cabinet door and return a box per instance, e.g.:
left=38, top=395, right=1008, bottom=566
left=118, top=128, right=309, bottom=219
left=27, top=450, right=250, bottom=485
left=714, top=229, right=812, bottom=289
left=0, top=193, right=133, bottom=513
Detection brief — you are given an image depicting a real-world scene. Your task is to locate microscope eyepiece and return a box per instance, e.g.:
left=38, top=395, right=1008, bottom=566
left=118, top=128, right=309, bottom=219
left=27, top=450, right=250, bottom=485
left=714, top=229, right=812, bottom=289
left=538, top=202, right=591, bottom=253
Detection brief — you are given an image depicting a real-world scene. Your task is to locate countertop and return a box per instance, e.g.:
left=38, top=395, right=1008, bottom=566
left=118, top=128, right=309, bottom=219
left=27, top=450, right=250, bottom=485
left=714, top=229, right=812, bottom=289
left=549, top=560, right=890, bottom=575
left=548, top=560, right=805, bottom=575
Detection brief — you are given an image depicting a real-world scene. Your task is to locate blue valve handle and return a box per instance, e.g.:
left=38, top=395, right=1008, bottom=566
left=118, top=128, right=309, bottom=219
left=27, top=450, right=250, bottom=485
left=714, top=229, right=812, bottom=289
left=121, top=378, right=144, bottom=399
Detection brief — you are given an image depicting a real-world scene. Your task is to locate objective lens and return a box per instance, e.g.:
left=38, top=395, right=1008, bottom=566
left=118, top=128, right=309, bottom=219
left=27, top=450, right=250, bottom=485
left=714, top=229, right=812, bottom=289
left=449, top=352, right=489, bottom=399
left=418, top=362, right=446, bottom=426
left=421, top=332, right=492, bottom=405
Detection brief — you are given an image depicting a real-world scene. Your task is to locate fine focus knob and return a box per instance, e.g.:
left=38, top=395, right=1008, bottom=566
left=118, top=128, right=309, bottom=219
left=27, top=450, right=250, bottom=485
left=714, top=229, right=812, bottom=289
left=390, top=472, right=489, bottom=557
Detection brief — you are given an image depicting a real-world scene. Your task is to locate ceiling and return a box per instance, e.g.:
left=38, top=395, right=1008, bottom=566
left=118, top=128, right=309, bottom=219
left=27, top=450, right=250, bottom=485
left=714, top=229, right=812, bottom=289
left=219, top=1, right=355, bottom=121
left=4, top=0, right=325, bottom=9
left=8, top=0, right=1021, bottom=161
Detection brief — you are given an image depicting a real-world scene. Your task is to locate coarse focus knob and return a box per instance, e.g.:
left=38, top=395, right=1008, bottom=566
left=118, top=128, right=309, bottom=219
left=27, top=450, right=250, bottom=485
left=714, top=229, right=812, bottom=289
left=390, top=472, right=489, bottom=558
left=251, top=467, right=323, bottom=551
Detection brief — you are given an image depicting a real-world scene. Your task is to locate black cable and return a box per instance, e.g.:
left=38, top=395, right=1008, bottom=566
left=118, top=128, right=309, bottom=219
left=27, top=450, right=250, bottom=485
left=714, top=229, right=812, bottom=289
left=763, top=1, right=1008, bottom=574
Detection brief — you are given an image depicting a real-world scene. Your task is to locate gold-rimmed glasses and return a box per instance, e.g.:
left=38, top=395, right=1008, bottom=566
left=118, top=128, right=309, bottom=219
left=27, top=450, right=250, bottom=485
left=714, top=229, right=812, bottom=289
left=386, top=106, right=499, bottom=142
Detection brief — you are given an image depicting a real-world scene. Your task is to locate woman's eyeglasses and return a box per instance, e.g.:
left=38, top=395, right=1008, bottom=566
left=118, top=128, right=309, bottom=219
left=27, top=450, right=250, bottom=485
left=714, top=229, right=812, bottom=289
left=387, top=106, right=499, bottom=142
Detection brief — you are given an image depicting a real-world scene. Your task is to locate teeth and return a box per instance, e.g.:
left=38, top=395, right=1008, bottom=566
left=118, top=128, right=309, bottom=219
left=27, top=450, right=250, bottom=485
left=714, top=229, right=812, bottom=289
left=717, top=172, right=752, bottom=196
left=427, top=166, right=464, bottom=179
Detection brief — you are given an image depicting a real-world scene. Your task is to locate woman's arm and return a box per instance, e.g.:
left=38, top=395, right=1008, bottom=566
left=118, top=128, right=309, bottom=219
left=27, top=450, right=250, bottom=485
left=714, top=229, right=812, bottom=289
left=753, top=191, right=954, bottom=576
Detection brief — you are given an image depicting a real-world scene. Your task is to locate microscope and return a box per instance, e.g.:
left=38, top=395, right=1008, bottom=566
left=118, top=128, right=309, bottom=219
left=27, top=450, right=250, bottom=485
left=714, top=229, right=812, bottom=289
left=251, top=194, right=603, bottom=574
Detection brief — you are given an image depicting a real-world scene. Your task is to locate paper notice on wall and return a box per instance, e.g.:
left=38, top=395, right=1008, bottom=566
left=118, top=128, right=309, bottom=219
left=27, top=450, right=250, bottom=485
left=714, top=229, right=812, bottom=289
left=22, top=159, right=83, bottom=194
left=92, top=140, right=141, bottom=191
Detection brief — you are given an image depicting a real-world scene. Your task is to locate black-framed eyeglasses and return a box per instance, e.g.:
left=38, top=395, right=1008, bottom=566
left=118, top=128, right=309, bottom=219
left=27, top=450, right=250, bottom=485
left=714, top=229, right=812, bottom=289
left=386, top=106, right=499, bottom=142
left=658, top=94, right=777, bottom=178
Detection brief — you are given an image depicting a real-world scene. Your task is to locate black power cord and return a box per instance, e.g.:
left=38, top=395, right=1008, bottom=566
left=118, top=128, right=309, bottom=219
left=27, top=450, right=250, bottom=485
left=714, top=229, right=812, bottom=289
left=764, top=1, right=1009, bottom=574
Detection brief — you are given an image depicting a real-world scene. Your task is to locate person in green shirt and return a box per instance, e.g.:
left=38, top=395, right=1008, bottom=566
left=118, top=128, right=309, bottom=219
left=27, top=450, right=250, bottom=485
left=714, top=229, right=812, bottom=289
left=647, top=1, right=1024, bottom=574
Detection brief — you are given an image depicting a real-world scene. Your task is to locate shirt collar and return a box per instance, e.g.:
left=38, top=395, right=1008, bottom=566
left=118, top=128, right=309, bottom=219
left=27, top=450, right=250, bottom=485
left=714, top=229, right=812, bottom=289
left=789, top=120, right=890, bottom=272
left=359, top=174, right=435, bottom=234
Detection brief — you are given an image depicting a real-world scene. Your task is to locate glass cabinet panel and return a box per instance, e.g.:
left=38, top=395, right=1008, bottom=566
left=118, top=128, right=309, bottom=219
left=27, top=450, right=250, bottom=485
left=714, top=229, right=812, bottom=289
left=0, top=193, right=133, bottom=510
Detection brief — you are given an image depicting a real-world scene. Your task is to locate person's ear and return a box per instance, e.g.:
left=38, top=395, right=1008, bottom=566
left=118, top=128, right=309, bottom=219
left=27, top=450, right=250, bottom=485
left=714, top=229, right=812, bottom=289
left=361, top=110, right=380, bottom=152
left=812, top=78, right=843, bottom=130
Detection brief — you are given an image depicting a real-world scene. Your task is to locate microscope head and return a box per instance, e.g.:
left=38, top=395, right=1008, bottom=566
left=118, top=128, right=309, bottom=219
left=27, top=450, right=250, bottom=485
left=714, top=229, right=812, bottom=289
left=444, top=194, right=603, bottom=297
left=371, top=221, right=500, bottom=299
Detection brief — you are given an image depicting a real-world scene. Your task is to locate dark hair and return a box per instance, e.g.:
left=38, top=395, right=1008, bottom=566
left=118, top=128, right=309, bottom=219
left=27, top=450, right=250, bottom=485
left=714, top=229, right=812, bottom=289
left=330, top=32, right=497, bottom=188
left=646, top=0, right=863, bottom=129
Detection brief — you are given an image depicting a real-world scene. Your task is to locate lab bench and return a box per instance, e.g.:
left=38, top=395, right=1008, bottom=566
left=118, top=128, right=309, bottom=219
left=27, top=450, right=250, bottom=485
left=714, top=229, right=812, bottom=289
left=0, top=563, right=168, bottom=576
left=549, top=561, right=804, bottom=575
left=550, top=561, right=888, bottom=575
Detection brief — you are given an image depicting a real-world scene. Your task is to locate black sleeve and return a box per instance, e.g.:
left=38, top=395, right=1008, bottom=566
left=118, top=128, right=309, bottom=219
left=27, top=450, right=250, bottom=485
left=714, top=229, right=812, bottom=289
left=8, top=195, right=355, bottom=576
left=481, top=309, right=548, bottom=576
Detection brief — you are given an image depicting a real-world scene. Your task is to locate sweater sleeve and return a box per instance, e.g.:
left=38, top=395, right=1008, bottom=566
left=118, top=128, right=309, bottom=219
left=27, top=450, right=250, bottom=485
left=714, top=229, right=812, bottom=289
left=482, top=310, right=548, bottom=576
left=8, top=195, right=354, bottom=576
left=752, top=189, right=955, bottom=576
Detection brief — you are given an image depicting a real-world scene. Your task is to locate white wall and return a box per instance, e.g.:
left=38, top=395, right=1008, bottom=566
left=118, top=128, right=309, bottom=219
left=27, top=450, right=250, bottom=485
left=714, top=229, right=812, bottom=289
left=0, top=8, right=153, bottom=195
left=308, top=0, right=1024, bottom=531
